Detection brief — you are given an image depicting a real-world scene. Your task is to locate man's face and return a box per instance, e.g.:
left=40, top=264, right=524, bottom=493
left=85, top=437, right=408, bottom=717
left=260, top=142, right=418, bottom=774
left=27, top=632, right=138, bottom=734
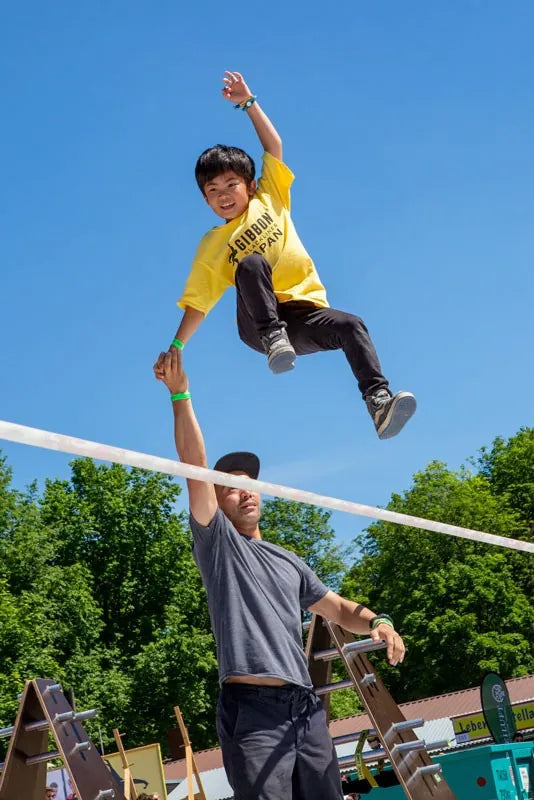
left=203, top=171, right=256, bottom=220
left=215, top=471, right=261, bottom=531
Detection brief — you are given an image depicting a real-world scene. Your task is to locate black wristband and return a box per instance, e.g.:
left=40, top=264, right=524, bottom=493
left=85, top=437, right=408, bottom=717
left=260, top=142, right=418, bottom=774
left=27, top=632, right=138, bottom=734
left=369, top=613, right=394, bottom=630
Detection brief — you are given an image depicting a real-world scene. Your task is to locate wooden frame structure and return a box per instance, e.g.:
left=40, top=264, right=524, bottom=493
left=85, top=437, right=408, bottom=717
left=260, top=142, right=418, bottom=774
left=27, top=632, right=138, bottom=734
left=112, top=729, right=138, bottom=800
left=0, top=679, right=125, bottom=800
left=306, top=615, right=456, bottom=799
left=173, top=706, right=207, bottom=800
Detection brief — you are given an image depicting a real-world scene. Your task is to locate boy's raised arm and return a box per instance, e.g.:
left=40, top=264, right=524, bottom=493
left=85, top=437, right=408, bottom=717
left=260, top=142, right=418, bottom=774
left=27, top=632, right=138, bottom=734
left=222, top=71, right=282, bottom=161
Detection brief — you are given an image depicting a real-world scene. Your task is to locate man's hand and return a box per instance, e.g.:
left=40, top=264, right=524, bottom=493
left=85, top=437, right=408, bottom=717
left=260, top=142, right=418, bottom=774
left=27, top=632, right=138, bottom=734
left=307, top=592, right=406, bottom=668
left=153, top=348, right=188, bottom=394
left=370, top=623, right=405, bottom=667
left=222, top=71, right=253, bottom=105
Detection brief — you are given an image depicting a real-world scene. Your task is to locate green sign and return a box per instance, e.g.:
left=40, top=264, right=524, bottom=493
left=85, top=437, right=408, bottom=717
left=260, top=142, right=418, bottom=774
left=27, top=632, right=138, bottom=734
left=480, top=672, right=517, bottom=744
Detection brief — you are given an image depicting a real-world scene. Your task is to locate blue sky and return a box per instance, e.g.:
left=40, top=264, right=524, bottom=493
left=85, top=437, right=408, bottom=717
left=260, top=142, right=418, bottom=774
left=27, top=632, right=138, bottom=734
left=1, top=0, right=533, bottom=547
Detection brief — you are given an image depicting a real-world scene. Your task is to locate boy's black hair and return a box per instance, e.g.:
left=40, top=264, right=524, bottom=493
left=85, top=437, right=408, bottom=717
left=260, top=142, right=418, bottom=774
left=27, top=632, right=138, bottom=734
left=195, top=144, right=255, bottom=193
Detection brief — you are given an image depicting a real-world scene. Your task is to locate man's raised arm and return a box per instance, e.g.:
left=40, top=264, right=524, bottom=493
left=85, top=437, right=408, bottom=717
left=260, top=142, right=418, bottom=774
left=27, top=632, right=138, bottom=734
left=222, top=71, right=283, bottom=161
left=153, top=347, right=217, bottom=526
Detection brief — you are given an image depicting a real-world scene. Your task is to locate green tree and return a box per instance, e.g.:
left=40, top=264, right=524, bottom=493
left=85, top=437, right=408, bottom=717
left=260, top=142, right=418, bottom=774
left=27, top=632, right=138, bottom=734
left=1, top=457, right=357, bottom=753
left=260, top=499, right=349, bottom=590
left=477, top=428, right=534, bottom=527
left=40, top=460, right=200, bottom=654
left=341, top=458, right=534, bottom=702
left=0, top=462, right=66, bottom=738
left=129, top=600, right=219, bottom=748
left=477, top=428, right=534, bottom=600
left=3, top=430, right=528, bottom=752
left=329, top=676, right=363, bottom=720
left=38, top=458, right=218, bottom=749
left=0, top=455, right=219, bottom=753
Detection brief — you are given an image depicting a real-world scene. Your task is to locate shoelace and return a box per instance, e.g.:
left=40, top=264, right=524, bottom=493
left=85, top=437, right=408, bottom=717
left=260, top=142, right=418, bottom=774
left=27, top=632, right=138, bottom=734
left=265, top=329, right=285, bottom=344
left=372, top=391, right=391, bottom=409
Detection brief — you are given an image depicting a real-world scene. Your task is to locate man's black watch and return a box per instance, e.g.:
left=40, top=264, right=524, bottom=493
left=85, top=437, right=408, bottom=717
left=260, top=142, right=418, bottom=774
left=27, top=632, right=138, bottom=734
left=369, top=613, right=394, bottom=630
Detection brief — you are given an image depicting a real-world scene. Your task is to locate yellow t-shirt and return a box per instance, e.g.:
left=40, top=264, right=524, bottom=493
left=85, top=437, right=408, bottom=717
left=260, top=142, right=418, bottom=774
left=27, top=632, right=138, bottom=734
left=177, top=152, right=329, bottom=314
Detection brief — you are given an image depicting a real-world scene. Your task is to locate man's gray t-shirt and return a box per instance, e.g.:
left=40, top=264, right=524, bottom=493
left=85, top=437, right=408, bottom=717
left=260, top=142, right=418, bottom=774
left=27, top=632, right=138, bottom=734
left=190, top=508, right=329, bottom=688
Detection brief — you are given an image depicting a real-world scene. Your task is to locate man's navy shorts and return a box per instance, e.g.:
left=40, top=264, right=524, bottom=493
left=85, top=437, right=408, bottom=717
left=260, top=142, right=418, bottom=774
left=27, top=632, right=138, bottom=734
left=217, top=683, right=344, bottom=800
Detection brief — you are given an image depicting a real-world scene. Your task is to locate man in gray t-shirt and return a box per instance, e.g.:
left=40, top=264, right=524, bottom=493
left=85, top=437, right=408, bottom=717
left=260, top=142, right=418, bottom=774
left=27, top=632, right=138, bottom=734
left=154, top=347, right=405, bottom=800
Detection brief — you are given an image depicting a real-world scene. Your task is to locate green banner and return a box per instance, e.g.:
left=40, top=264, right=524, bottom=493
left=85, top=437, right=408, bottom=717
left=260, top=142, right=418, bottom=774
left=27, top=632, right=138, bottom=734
left=480, top=672, right=517, bottom=744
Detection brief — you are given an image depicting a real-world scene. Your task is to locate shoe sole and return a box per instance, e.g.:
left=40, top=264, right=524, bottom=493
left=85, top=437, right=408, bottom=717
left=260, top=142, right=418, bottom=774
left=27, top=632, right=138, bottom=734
left=377, top=392, right=417, bottom=440
left=268, top=350, right=296, bottom=374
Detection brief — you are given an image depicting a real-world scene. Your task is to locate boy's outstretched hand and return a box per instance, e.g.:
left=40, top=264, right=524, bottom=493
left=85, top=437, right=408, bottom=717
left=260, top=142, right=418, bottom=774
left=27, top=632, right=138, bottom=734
left=222, top=71, right=253, bottom=105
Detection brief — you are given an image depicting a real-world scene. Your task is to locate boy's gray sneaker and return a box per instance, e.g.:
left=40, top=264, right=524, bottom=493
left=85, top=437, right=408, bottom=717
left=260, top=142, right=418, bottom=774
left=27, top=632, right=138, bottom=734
left=366, top=389, right=417, bottom=439
left=261, top=328, right=296, bottom=374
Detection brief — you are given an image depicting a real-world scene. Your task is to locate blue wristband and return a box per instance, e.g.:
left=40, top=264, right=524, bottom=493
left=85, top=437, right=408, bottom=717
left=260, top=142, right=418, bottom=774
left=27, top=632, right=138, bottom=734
left=234, top=95, right=257, bottom=111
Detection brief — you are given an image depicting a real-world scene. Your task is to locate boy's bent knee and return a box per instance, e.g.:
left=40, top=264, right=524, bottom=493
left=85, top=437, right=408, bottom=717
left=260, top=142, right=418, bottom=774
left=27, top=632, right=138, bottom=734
left=335, top=312, right=367, bottom=335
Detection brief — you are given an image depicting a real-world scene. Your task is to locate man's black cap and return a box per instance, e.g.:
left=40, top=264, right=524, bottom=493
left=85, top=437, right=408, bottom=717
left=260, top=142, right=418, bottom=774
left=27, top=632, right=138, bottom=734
left=213, top=451, right=260, bottom=480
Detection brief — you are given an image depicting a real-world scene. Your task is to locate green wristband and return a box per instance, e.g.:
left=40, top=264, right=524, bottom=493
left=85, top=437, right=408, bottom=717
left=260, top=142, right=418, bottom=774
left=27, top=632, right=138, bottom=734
left=171, top=338, right=185, bottom=350
left=370, top=614, right=394, bottom=630
left=170, top=391, right=191, bottom=402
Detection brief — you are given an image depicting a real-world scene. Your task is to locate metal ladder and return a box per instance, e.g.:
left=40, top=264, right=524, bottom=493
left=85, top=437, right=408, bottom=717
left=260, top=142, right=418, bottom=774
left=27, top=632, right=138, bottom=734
left=306, top=615, right=456, bottom=799
left=0, top=678, right=125, bottom=800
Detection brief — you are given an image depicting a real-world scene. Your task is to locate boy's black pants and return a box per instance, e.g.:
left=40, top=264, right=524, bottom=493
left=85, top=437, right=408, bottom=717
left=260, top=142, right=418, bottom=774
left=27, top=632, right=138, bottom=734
left=236, top=253, right=388, bottom=399
left=217, top=682, right=344, bottom=800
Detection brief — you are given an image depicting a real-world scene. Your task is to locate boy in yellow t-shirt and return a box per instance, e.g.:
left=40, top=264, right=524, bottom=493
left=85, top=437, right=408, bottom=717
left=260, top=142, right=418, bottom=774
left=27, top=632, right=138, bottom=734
left=159, top=71, right=416, bottom=439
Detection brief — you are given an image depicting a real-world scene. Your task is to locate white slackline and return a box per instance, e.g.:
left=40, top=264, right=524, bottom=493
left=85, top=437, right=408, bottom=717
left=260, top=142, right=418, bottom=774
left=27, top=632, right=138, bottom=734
left=0, top=419, right=532, bottom=554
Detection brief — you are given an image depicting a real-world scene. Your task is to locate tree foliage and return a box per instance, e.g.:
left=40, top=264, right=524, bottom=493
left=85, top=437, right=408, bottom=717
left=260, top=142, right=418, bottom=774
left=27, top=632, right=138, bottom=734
left=0, top=457, right=218, bottom=754
left=0, top=428, right=532, bottom=755
left=341, top=439, right=534, bottom=702
left=260, top=499, right=349, bottom=590
left=0, top=459, right=346, bottom=755
left=477, top=428, right=534, bottom=527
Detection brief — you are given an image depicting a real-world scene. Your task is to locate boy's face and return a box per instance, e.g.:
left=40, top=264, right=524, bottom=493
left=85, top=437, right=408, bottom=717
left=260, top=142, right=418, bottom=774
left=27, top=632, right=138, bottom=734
left=203, top=171, right=256, bottom=221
